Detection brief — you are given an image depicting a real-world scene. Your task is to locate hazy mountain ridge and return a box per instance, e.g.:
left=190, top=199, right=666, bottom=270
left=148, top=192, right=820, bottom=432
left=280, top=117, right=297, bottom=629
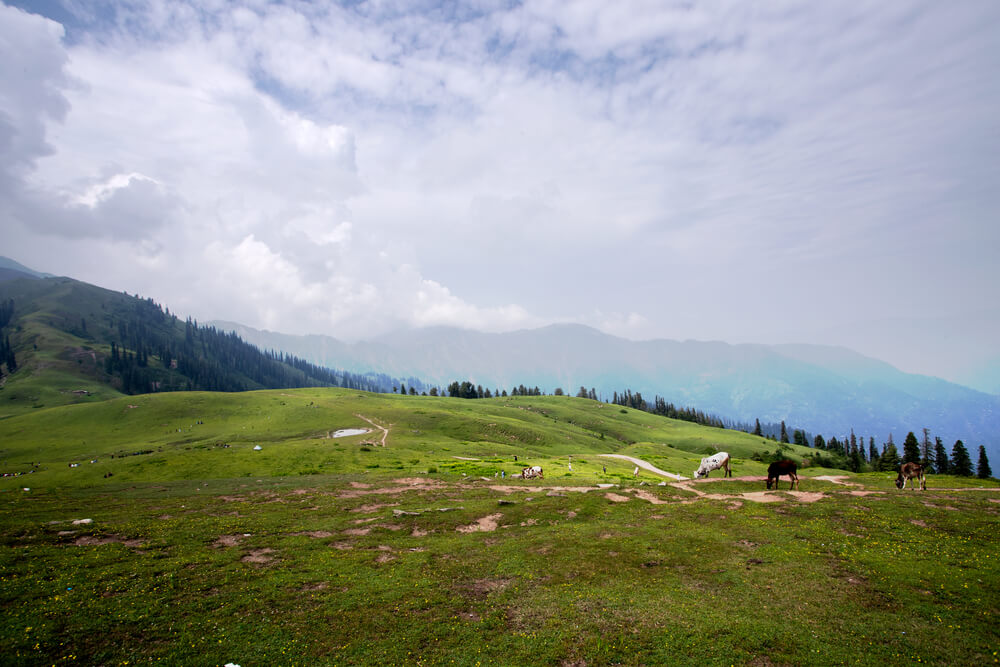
left=214, top=320, right=1000, bottom=460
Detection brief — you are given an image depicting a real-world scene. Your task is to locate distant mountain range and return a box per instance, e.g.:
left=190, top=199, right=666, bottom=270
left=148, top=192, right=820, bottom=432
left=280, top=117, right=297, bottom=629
left=214, top=320, right=1000, bottom=461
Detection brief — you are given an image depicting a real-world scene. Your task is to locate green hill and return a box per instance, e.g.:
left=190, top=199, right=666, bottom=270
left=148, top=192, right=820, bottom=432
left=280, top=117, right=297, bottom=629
left=0, top=277, right=410, bottom=418
left=0, top=388, right=819, bottom=487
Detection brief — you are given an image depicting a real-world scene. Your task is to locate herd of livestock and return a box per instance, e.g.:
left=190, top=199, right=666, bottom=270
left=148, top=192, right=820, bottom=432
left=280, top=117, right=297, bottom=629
left=692, top=451, right=928, bottom=490
left=514, top=452, right=927, bottom=490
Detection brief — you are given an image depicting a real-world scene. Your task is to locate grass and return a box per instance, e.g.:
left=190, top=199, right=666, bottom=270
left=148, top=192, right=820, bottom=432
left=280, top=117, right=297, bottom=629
left=1, top=389, right=998, bottom=665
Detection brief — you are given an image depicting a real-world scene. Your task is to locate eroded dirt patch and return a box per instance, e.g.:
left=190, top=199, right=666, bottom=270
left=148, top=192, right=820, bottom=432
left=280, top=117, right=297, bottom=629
left=738, top=492, right=783, bottom=504
left=242, top=548, right=276, bottom=565
left=457, top=513, right=503, bottom=533
left=350, top=502, right=400, bottom=513
left=788, top=491, right=826, bottom=503
left=214, top=534, right=246, bottom=548
left=460, top=577, right=514, bottom=599
left=604, top=493, right=630, bottom=503
left=633, top=490, right=669, bottom=505
left=291, top=531, right=334, bottom=538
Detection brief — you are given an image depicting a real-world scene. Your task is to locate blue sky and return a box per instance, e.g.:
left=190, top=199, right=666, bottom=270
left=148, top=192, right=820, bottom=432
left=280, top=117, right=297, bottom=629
left=2, top=0, right=999, bottom=382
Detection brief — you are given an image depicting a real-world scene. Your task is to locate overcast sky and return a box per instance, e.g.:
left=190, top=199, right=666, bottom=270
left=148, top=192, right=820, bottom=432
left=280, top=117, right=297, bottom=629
left=3, top=0, right=998, bottom=381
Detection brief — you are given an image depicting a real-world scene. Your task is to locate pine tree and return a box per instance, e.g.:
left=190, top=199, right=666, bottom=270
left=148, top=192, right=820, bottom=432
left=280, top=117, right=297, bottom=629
left=868, top=438, right=878, bottom=464
left=934, top=437, right=949, bottom=475
left=977, top=446, right=992, bottom=479
left=780, top=421, right=789, bottom=444
left=920, top=428, right=933, bottom=471
left=813, top=434, right=826, bottom=449
left=902, top=432, right=921, bottom=465
left=950, top=440, right=973, bottom=477
left=879, top=443, right=901, bottom=472
left=753, top=419, right=762, bottom=437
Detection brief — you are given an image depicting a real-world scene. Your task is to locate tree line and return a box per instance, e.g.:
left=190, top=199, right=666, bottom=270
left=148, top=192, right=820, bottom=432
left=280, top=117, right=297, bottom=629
left=90, top=295, right=412, bottom=395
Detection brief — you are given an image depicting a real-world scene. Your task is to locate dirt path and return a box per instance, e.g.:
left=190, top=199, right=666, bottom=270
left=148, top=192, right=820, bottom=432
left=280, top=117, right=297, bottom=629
left=354, top=414, right=390, bottom=447
left=599, top=454, right=688, bottom=480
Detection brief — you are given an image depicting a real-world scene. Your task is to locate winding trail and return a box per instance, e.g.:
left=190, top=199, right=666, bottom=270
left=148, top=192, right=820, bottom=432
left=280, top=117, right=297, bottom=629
left=354, top=414, right=390, bottom=447
left=599, top=454, right=688, bottom=480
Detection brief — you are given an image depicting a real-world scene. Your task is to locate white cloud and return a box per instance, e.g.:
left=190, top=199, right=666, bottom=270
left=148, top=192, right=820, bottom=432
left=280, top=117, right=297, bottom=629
left=3, top=0, right=999, bottom=376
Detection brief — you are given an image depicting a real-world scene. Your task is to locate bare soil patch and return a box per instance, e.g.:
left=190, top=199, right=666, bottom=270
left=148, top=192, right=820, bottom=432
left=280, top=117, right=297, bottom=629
left=242, top=548, right=276, bottom=565
left=457, top=513, right=503, bottom=533
left=350, top=502, right=400, bottom=513
left=462, top=577, right=513, bottom=599
left=604, top=492, right=630, bottom=503
left=738, top=492, right=783, bottom=504
left=213, top=534, right=245, bottom=548
left=788, top=491, right=826, bottom=503
left=633, top=490, right=669, bottom=505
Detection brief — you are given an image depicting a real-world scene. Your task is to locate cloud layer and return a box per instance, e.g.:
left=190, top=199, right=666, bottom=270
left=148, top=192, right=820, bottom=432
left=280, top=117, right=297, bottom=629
left=3, top=0, right=999, bottom=378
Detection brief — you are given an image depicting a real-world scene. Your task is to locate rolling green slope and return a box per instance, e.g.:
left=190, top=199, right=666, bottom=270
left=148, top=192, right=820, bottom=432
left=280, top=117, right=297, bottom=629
left=1, top=388, right=823, bottom=489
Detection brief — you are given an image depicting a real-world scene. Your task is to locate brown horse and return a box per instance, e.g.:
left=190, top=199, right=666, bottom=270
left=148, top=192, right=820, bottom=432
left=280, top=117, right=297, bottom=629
left=766, top=459, right=799, bottom=490
left=896, top=462, right=926, bottom=490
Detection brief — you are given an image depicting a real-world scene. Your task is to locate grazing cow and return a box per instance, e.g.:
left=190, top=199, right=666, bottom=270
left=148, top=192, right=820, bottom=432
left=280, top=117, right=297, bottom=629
left=896, top=462, right=926, bottom=490
left=522, top=465, right=544, bottom=480
left=766, top=459, right=799, bottom=490
left=694, top=452, right=732, bottom=479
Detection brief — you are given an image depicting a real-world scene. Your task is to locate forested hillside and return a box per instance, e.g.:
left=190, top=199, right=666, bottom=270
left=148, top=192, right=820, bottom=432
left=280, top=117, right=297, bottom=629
left=0, top=276, right=421, bottom=414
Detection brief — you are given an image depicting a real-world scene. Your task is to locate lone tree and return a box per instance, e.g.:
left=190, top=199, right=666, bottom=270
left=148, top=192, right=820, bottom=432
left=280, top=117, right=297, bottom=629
left=902, top=431, right=921, bottom=465
left=780, top=421, right=789, bottom=444
left=977, top=446, right=992, bottom=479
left=950, top=440, right=974, bottom=477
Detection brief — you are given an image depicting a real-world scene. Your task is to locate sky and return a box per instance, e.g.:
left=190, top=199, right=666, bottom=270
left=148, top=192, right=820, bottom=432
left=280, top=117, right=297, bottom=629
left=2, top=0, right=999, bottom=382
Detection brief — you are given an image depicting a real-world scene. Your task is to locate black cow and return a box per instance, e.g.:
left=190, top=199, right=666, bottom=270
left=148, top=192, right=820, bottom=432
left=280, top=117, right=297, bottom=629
left=766, top=459, right=799, bottom=490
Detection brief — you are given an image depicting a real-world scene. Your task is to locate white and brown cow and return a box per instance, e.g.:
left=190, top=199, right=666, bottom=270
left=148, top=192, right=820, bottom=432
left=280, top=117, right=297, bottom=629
left=896, top=462, right=926, bottom=490
left=521, top=465, right=544, bottom=480
left=694, top=452, right=731, bottom=479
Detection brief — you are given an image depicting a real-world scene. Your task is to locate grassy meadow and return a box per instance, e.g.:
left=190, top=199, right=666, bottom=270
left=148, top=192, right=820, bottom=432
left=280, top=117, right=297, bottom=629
left=1, top=389, right=998, bottom=665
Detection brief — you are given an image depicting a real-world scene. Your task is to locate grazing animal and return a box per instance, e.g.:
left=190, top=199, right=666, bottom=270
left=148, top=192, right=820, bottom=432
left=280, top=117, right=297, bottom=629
left=766, top=459, right=799, bottom=490
left=896, top=462, right=926, bottom=490
left=694, top=452, right=732, bottom=479
left=521, top=465, right=544, bottom=480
